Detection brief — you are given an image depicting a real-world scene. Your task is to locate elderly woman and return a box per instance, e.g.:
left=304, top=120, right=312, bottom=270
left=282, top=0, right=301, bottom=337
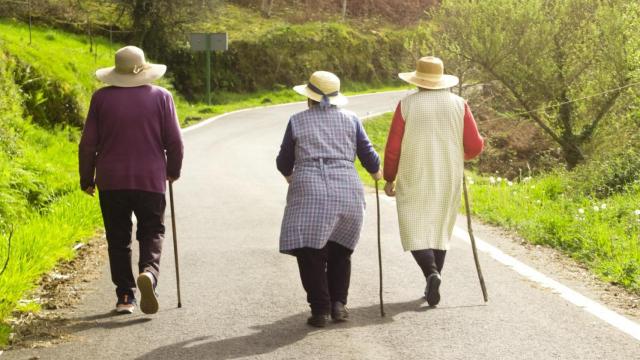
left=383, top=57, right=484, bottom=307
left=276, top=71, right=382, bottom=327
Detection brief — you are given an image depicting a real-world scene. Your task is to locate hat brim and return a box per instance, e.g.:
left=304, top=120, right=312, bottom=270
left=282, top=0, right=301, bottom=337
left=293, top=84, right=348, bottom=106
left=398, top=72, right=459, bottom=90
left=96, top=64, right=167, bottom=87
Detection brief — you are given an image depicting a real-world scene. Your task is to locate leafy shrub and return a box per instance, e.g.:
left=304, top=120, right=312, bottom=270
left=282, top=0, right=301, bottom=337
left=570, top=145, right=640, bottom=198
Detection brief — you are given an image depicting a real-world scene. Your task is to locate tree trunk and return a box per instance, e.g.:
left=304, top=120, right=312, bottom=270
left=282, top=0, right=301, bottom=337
left=342, top=0, right=347, bottom=20
left=261, top=0, right=274, bottom=17
left=560, top=141, right=584, bottom=170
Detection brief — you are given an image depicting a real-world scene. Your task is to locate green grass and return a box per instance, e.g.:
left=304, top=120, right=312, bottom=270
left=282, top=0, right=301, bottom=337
left=356, top=112, right=393, bottom=187
left=357, top=112, right=640, bottom=293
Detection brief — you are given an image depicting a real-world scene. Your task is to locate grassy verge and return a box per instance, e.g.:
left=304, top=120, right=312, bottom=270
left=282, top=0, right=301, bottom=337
left=356, top=112, right=640, bottom=294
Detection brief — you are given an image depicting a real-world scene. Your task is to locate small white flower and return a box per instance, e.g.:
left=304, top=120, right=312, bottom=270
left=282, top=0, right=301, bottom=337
left=600, top=204, right=607, bottom=210
left=489, top=177, right=496, bottom=185
left=635, top=209, right=640, bottom=216
left=469, top=180, right=475, bottom=185
left=593, top=206, right=599, bottom=212
left=497, top=177, right=503, bottom=182
left=578, top=208, right=585, bottom=214
left=535, top=200, right=541, bottom=204
left=507, top=181, right=513, bottom=186
left=523, top=176, right=532, bottom=182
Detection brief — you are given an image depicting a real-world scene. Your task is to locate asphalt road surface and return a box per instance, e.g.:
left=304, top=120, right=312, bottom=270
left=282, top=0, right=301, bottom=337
left=4, top=91, right=640, bottom=359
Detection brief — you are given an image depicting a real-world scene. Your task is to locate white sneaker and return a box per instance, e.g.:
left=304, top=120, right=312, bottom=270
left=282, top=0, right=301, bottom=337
left=137, top=272, right=159, bottom=314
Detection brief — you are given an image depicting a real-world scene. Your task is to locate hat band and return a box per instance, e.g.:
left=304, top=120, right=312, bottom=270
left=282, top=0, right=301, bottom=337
left=414, top=72, right=443, bottom=82
left=307, top=82, right=339, bottom=108
left=115, top=63, right=149, bottom=75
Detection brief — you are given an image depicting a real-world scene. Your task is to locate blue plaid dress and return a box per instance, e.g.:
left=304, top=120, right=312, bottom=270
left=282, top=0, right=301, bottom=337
left=277, top=106, right=379, bottom=254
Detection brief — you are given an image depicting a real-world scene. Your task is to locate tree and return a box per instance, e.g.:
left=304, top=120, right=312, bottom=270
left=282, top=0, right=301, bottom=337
left=434, top=0, right=640, bottom=169
left=111, top=0, right=219, bottom=59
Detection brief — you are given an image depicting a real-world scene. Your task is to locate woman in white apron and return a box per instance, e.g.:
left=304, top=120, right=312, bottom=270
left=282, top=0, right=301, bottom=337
left=383, top=57, right=484, bottom=306
left=276, top=71, right=382, bottom=327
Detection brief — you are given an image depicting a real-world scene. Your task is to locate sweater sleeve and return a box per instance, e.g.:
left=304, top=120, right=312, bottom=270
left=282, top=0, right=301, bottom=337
left=463, top=102, right=484, bottom=161
left=276, top=121, right=295, bottom=176
left=163, top=92, right=184, bottom=179
left=78, top=93, right=99, bottom=190
left=355, top=119, right=380, bottom=174
left=383, top=102, right=405, bottom=182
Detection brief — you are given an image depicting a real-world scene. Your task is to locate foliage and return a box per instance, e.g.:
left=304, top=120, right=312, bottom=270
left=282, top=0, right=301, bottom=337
left=432, top=0, right=640, bottom=169
left=467, top=173, right=640, bottom=293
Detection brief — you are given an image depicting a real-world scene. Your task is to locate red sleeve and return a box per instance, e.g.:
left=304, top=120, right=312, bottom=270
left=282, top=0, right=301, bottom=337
left=463, top=103, right=484, bottom=160
left=383, top=102, right=405, bottom=182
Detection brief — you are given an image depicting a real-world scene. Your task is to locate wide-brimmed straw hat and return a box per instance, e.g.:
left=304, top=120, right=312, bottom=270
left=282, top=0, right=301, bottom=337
left=294, top=71, right=348, bottom=107
left=399, top=56, right=459, bottom=90
left=96, top=46, right=166, bottom=87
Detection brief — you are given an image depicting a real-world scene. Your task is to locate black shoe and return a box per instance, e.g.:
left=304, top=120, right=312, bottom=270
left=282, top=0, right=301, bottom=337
left=306, top=314, right=330, bottom=328
left=115, top=293, right=137, bottom=314
left=425, top=273, right=442, bottom=307
left=137, top=272, right=159, bottom=314
left=331, top=302, right=349, bottom=322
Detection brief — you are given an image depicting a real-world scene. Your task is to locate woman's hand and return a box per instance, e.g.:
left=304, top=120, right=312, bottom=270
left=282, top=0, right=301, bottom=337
left=384, top=181, right=396, bottom=197
left=370, top=169, right=383, bottom=181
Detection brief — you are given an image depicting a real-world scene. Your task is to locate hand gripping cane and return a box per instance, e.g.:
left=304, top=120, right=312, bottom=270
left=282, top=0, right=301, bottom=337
left=169, top=181, right=183, bottom=308
left=375, top=180, right=385, bottom=316
left=462, top=175, right=488, bottom=302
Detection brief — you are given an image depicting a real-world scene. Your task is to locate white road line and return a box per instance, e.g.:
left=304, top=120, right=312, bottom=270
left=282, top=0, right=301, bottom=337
left=380, top=195, right=640, bottom=341
left=453, top=227, right=640, bottom=341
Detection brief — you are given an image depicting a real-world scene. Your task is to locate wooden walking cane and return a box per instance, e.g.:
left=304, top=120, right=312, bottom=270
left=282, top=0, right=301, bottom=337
left=168, top=181, right=183, bottom=308
left=462, top=175, right=488, bottom=302
left=375, top=180, right=385, bottom=317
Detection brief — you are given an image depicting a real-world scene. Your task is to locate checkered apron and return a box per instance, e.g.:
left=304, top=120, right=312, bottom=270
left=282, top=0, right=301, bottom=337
left=396, top=90, right=465, bottom=251
left=279, top=107, right=366, bottom=254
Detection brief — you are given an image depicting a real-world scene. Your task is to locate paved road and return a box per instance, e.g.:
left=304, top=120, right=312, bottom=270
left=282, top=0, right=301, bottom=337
left=5, top=91, right=640, bottom=359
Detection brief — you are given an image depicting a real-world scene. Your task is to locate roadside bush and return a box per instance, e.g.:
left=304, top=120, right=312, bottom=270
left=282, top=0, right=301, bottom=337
left=168, top=22, right=415, bottom=99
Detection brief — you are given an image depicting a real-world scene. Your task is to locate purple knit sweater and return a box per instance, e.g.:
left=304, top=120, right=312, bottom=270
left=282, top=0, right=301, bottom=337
left=79, top=85, right=184, bottom=194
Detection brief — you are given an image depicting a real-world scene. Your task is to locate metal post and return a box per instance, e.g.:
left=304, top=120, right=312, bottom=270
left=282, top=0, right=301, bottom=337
left=205, top=35, right=211, bottom=105
left=28, top=0, right=32, bottom=45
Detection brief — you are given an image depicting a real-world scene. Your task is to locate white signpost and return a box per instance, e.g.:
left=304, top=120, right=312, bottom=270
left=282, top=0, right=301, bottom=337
left=189, top=33, right=228, bottom=105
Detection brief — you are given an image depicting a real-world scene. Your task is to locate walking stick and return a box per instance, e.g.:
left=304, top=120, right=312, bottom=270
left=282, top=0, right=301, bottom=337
left=375, top=180, right=385, bottom=317
left=462, top=175, right=488, bottom=302
left=168, top=181, right=183, bottom=308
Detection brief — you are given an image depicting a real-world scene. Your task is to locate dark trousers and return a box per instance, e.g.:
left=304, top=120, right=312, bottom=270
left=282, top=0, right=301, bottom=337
left=99, top=190, right=165, bottom=297
left=411, top=249, right=447, bottom=279
left=292, top=242, right=353, bottom=315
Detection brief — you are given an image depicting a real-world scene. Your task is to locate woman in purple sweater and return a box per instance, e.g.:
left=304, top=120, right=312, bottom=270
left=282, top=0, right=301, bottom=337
left=79, top=46, right=184, bottom=315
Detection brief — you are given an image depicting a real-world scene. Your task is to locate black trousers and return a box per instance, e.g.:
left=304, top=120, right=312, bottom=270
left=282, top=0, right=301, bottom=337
left=99, top=190, right=166, bottom=297
left=292, top=242, right=353, bottom=315
left=411, top=249, right=447, bottom=279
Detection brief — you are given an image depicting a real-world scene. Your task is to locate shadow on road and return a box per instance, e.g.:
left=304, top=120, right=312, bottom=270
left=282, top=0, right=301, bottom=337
left=135, top=299, right=429, bottom=360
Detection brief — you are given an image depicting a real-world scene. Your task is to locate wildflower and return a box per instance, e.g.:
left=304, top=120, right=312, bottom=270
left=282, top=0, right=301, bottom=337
left=600, top=204, right=607, bottom=210
left=578, top=208, right=585, bottom=214
left=523, top=176, right=532, bottom=182
left=497, top=177, right=503, bottom=182
left=507, top=181, right=513, bottom=186
left=489, top=176, right=496, bottom=185
left=635, top=209, right=640, bottom=216
left=592, top=206, right=599, bottom=212
left=535, top=200, right=541, bottom=204
left=469, top=180, right=475, bottom=185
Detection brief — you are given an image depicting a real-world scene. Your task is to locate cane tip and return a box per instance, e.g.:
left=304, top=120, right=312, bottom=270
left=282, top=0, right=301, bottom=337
left=178, top=303, right=182, bottom=308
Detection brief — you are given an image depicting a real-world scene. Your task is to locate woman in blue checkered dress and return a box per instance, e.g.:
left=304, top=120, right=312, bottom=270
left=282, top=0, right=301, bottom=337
left=276, top=71, right=381, bottom=327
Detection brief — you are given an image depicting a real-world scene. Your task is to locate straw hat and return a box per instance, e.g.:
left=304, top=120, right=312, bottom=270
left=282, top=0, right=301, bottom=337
left=399, top=56, right=459, bottom=90
left=96, top=46, right=166, bottom=87
left=294, top=71, right=348, bottom=107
